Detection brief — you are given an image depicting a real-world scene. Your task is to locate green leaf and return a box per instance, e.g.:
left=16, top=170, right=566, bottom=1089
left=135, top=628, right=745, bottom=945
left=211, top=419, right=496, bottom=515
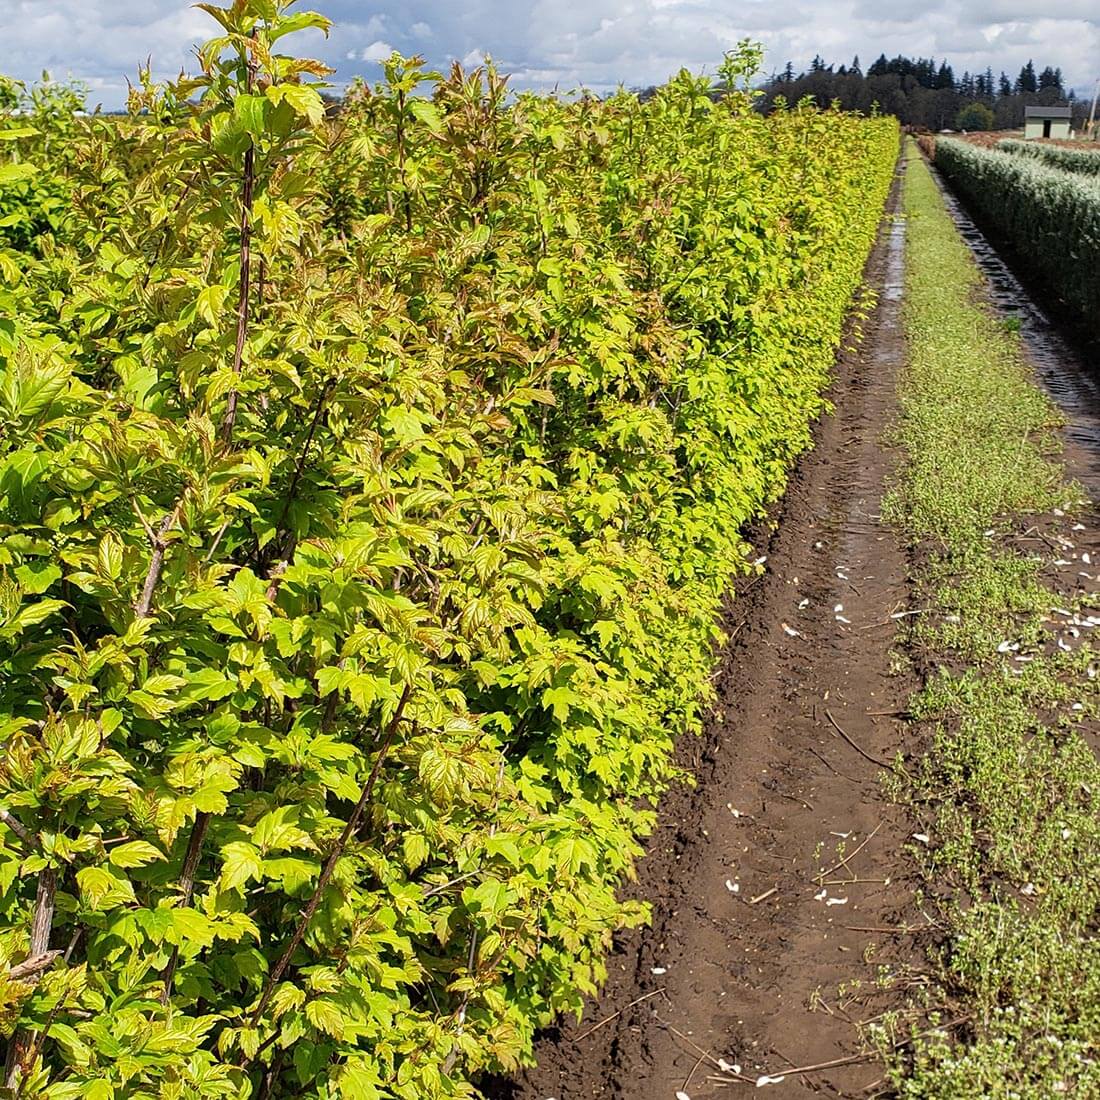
left=109, top=840, right=164, bottom=869
left=219, top=841, right=264, bottom=892
left=0, top=163, right=36, bottom=186
left=408, top=98, right=444, bottom=135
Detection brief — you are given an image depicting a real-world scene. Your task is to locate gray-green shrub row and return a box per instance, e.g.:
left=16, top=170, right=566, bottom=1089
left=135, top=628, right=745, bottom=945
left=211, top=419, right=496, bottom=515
left=998, top=137, right=1100, bottom=178
left=935, top=138, right=1100, bottom=324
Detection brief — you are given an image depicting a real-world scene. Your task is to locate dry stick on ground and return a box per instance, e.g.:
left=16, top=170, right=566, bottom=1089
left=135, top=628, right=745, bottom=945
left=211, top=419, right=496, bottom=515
left=248, top=685, right=413, bottom=1027
left=824, top=708, right=893, bottom=768
left=708, top=1015, right=974, bottom=1085
left=815, top=823, right=883, bottom=885
left=571, top=988, right=666, bottom=1042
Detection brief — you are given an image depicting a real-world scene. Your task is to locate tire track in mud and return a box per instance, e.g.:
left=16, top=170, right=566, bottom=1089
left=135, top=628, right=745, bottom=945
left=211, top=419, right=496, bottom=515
left=486, top=153, right=924, bottom=1100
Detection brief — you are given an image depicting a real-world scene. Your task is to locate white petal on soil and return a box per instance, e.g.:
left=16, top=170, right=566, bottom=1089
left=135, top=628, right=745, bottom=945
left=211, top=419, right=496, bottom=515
left=781, top=623, right=802, bottom=637
left=826, top=896, right=848, bottom=906
left=836, top=615, right=851, bottom=624
left=799, top=598, right=810, bottom=609
left=718, top=1058, right=742, bottom=1074
left=996, top=640, right=1019, bottom=653
left=912, top=833, right=930, bottom=845
left=726, top=879, right=740, bottom=893
left=1020, top=882, right=1037, bottom=896
left=756, top=1075, right=787, bottom=1087
left=1073, top=523, right=1087, bottom=531
left=814, top=889, right=827, bottom=901
left=1084, top=553, right=1092, bottom=565
left=651, top=966, right=667, bottom=975
left=676, top=1092, right=692, bottom=1100
left=834, top=603, right=843, bottom=612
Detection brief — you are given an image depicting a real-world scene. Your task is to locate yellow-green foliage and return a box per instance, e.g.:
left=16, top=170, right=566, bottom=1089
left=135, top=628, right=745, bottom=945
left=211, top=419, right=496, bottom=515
left=0, top=4, right=898, bottom=1096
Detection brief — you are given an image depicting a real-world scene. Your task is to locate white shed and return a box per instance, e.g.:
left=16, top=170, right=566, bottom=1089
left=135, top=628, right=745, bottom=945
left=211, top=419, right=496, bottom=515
left=1024, top=105, right=1071, bottom=140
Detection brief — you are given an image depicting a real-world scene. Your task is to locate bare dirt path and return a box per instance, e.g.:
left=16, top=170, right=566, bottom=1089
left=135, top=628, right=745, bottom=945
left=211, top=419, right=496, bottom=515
left=487, top=155, right=923, bottom=1100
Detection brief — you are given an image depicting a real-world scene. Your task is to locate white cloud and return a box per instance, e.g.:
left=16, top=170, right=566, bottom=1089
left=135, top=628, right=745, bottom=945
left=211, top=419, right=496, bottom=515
left=360, top=40, right=394, bottom=62
left=0, top=0, right=1096, bottom=109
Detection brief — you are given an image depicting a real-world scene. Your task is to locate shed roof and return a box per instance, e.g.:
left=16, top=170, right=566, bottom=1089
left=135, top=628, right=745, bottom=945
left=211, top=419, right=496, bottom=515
left=1024, top=105, right=1071, bottom=118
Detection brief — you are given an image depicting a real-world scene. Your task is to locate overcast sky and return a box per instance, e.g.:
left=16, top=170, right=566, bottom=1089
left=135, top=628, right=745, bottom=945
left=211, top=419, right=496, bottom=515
left=1, top=0, right=1097, bottom=108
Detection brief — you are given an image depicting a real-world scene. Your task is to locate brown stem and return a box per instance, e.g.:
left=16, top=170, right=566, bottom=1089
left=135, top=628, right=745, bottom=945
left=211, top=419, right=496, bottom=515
left=135, top=505, right=181, bottom=619
left=0, top=808, right=33, bottom=847
left=220, top=38, right=259, bottom=446
left=248, top=686, right=412, bottom=1027
left=5, top=868, right=56, bottom=1087
left=160, top=810, right=211, bottom=1005
left=396, top=90, right=412, bottom=233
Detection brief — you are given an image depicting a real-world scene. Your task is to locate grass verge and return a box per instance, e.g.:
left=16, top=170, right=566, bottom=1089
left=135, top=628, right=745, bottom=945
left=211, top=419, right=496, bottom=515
left=881, top=140, right=1100, bottom=1096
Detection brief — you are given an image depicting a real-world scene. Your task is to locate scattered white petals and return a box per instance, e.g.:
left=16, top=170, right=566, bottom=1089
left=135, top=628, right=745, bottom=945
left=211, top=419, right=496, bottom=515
left=756, top=1075, right=787, bottom=1088
left=781, top=622, right=802, bottom=637
left=836, top=615, right=851, bottom=624
left=834, top=603, right=844, bottom=613
left=997, top=640, right=1019, bottom=653
left=1020, top=882, right=1037, bottom=896
left=826, top=896, right=849, bottom=906
left=912, top=833, right=930, bottom=845
left=718, top=1058, right=742, bottom=1074
left=1053, top=607, right=1074, bottom=618
left=1054, top=507, right=1065, bottom=516
left=726, top=879, right=740, bottom=894
left=799, top=598, right=810, bottom=609
left=676, top=1092, right=692, bottom=1100
left=754, top=556, right=767, bottom=566
left=651, top=966, right=667, bottom=975
left=814, top=889, right=828, bottom=901
left=1054, top=559, right=1071, bottom=566
left=1084, top=553, right=1092, bottom=565
left=1073, top=523, right=1086, bottom=531
left=1062, top=828, right=1072, bottom=839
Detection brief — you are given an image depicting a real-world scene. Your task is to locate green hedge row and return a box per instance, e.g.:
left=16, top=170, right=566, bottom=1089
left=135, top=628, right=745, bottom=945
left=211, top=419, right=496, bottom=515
left=935, top=138, right=1100, bottom=323
left=0, top=5, right=898, bottom=1097
left=999, top=137, right=1100, bottom=178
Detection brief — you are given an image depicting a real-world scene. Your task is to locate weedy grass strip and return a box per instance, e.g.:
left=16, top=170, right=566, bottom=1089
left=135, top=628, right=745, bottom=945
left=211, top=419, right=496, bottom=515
left=881, top=141, right=1100, bottom=1097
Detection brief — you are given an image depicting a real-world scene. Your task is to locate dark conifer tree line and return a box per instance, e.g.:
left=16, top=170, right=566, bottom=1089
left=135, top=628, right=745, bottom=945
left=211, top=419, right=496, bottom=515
left=758, top=54, right=1085, bottom=131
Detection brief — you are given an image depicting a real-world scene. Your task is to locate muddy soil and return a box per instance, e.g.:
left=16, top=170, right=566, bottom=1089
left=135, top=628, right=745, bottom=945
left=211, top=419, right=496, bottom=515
left=485, top=158, right=924, bottom=1100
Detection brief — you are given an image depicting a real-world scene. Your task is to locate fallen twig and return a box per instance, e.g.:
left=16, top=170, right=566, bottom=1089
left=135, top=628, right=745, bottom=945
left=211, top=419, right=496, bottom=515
left=815, top=823, right=882, bottom=884
left=824, top=709, right=893, bottom=768
left=749, top=886, right=778, bottom=906
left=572, top=988, right=665, bottom=1041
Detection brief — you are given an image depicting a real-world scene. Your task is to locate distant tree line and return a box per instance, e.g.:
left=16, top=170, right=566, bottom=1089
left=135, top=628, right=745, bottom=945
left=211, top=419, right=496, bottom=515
left=757, top=54, right=1090, bottom=131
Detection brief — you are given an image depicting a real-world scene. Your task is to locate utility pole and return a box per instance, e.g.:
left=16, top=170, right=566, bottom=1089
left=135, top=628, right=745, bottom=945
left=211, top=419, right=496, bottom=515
left=1087, top=78, right=1100, bottom=141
